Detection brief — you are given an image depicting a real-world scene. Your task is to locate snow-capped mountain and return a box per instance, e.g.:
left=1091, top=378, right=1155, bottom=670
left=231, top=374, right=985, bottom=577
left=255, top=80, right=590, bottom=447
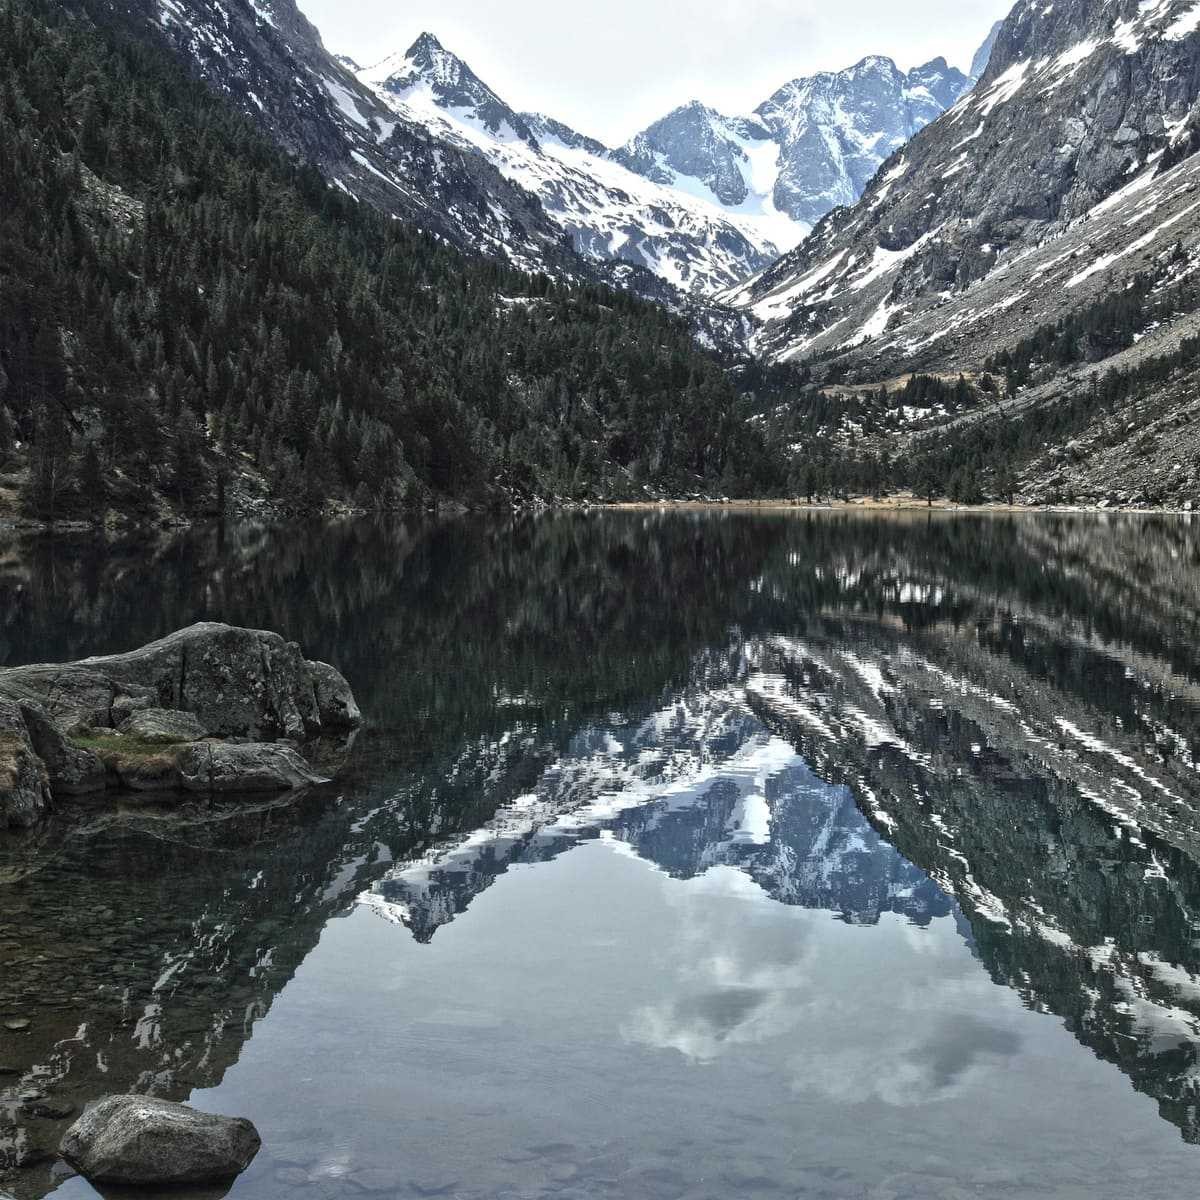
left=122, top=0, right=981, bottom=299
left=137, top=0, right=580, bottom=275
left=617, top=56, right=973, bottom=239
left=351, top=36, right=976, bottom=294
left=354, top=34, right=785, bottom=294
left=725, top=0, right=1200, bottom=366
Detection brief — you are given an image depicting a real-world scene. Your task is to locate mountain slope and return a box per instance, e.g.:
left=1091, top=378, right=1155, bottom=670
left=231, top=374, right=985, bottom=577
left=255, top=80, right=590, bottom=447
left=353, top=35, right=785, bottom=294
left=721, top=0, right=1200, bottom=506
left=133, top=0, right=581, bottom=274
left=0, top=0, right=783, bottom=527
left=728, top=0, right=1200, bottom=364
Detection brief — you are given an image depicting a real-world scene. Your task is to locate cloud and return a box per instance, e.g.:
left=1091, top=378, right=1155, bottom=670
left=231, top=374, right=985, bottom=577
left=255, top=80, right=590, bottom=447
left=619, top=865, right=1024, bottom=1106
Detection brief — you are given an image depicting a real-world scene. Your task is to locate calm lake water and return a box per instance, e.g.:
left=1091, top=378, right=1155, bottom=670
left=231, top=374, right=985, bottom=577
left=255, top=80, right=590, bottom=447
left=4, top=511, right=1200, bottom=1200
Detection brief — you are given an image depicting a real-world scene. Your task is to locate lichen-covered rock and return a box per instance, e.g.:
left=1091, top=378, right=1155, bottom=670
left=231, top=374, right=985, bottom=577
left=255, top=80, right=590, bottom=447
left=109, top=688, right=158, bottom=729
left=118, top=708, right=207, bottom=744
left=0, top=699, right=51, bottom=829
left=0, top=667, right=116, bottom=733
left=0, top=625, right=359, bottom=822
left=60, top=1095, right=261, bottom=1186
left=177, top=742, right=328, bottom=793
left=19, top=704, right=106, bottom=796
left=0, top=623, right=361, bottom=741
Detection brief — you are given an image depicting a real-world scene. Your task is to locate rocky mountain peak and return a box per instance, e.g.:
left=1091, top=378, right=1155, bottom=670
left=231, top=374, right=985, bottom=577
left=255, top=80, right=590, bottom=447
left=842, top=54, right=905, bottom=80
left=614, top=102, right=770, bottom=206
left=408, top=30, right=445, bottom=57
left=361, top=31, right=538, bottom=145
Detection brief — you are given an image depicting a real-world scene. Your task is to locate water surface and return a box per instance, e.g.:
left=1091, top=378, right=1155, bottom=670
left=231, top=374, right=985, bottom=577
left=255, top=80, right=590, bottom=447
left=3, top=512, right=1200, bottom=1199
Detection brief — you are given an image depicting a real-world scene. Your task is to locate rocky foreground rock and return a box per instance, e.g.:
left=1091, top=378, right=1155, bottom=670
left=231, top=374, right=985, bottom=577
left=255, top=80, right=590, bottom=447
left=60, top=1096, right=261, bottom=1186
left=0, top=623, right=361, bottom=828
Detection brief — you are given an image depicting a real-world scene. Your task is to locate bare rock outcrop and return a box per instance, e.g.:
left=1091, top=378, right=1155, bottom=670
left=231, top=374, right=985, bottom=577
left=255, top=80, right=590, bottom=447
left=60, top=1095, right=261, bottom=1186
left=177, top=742, right=328, bottom=793
left=0, top=624, right=361, bottom=827
left=0, top=698, right=52, bottom=829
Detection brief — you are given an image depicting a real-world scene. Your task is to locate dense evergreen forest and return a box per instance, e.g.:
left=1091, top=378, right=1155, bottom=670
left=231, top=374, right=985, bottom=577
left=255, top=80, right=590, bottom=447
left=0, top=0, right=784, bottom=523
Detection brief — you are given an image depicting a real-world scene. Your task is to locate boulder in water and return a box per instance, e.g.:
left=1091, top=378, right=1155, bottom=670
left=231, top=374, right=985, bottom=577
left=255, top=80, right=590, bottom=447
left=0, top=698, right=52, bottom=829
left=0, top=624, right=361, bottom=826
left=0, top=623, right=361, bottom=741
left=59, top=1095, right=261, bottom=1186
left=177, top=742, right=329, bottom=793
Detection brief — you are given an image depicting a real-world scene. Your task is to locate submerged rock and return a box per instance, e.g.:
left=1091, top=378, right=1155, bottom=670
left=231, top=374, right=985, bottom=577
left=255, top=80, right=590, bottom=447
left=0, top=624, right=361, bottom=827
left=60, top=1095, right=261, bottom=1186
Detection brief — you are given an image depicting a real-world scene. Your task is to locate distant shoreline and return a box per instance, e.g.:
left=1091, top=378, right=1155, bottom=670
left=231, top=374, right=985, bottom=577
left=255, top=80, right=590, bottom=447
left=2, top=497, right=1196, bottom=535
left=592, top=496, right=1198, bottom=516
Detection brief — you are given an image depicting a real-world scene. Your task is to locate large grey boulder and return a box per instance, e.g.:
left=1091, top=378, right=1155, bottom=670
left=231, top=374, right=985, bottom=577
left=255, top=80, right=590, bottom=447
left=60, top=1095, right=261, bottom=1186
left=0, top=698, right=51, bottom=829
left=0, top=623, right=361, bottom=741
left=177, top=742, right=329, bottom=793
left=119, top=708, right=208, bottom=744
left=0, top=625, right=360, bottom=824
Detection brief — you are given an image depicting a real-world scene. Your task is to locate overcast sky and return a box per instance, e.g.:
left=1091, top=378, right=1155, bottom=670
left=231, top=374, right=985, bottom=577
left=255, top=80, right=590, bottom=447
left=298, top=0, right=1014, bottom=144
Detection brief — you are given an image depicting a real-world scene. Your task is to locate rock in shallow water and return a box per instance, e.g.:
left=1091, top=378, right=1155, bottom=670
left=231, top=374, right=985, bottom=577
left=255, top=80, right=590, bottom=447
left=0, top=698, right=51, bottom=829
left=59, top=1096, right=261, bottom=1186
left=0, top=623, right=360, bottom=741
left=177, top=742, right=329, bottom=792
left=118, top=708, right=208, bottom=744
left=0, top=623, right=361, bottom=825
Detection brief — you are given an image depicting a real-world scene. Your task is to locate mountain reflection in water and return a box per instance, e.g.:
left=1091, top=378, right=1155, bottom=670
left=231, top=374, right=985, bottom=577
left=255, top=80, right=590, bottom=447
left=3, top=511, right=1200, bottom=1199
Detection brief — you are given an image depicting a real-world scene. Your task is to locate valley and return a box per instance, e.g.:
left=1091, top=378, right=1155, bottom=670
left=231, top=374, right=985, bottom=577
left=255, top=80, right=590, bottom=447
left=6, top=5, right=1200, bottom=1197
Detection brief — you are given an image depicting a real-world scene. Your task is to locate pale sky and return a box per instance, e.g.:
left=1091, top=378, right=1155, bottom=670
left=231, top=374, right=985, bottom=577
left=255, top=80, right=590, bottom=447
left=298, top=0, right=1015, bottom=145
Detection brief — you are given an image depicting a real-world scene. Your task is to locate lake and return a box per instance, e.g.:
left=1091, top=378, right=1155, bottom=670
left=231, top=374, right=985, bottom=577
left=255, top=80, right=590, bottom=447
left=3, top=510, right=1200, bottom=1200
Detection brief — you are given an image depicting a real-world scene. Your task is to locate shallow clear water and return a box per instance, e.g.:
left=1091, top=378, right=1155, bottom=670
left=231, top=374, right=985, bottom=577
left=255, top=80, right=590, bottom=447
left=4, top=512, right=1200, bottom=1199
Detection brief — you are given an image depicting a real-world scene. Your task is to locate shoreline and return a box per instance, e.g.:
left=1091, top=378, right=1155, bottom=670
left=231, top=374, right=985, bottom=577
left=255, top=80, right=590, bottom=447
left=2, top=497, right=1197, bottom=535
left=591, top=496, right=1199, bottom=516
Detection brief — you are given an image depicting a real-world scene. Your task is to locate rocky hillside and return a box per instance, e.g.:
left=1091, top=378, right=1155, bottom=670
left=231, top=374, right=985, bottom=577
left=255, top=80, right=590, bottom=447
left=726, top=0, right=1200, bottom=507
left=0, top=0, right=784, bottom=528
left=729, top=0, right=1200, bottom=359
